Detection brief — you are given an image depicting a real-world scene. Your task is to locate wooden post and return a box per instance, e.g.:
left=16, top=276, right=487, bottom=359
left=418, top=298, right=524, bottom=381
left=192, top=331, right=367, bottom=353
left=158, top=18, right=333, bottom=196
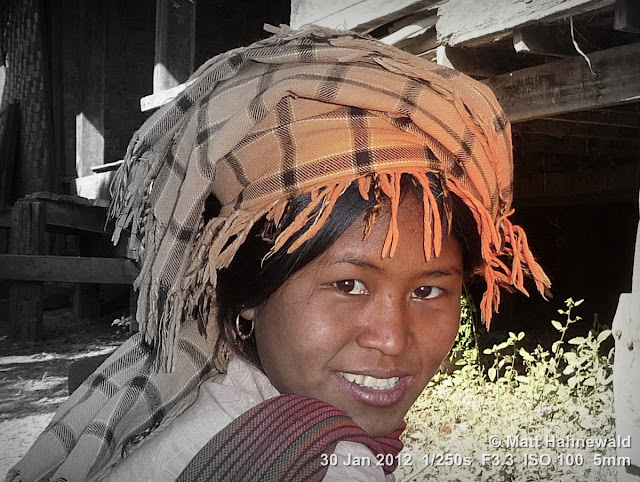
left=73, top=234, right=101, bottom=318
left=153, top=0, right=196, bottom=93
left=612, top=188, right=640, bottom=481
left=76, top=0, right=106, bottom=178
left=9, top=200, right=46, bottom=342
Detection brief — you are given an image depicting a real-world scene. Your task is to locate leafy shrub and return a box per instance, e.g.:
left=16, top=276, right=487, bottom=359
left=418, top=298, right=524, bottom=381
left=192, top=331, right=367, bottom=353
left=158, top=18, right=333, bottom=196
left=398, top=298, right=616, bottom=481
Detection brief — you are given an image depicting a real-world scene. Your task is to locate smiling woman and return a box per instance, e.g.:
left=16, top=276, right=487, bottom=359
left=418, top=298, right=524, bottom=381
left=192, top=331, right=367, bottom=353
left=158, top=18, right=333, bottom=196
left=7, top=26, right=550, bottom=482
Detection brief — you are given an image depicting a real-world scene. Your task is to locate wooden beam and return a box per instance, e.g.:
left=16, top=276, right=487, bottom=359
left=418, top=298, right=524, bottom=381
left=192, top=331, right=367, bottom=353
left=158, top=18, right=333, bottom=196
left=515, top=133, right=639, bottom=161
left=42, top=200, right=107, bottom=234
left=612, top=188, right=640, bottom=479
left=437, top=0, right=615, bottom=47
left=76, top=0, right=106, bottom=177
left=140, top=81, right=189, bottom=112
left=513, top=26, right=578, bottom=58
left=614, top=0, right=640, bottom=34
left=290, top=0, right=439, bottom=33
left=515, top=163, right=640, bottom=206
left=483, top=42, right=640, bottom=122
left=154, top=0, right=196, bottom=93
left=512, top=119, right=639, bottom=140
left=549, top=108, right=640, bottom=128
left=9, top=201, right=46, bottom=342
left=436, top=45, right=540, bottom=78
left=0, top=255, right=139, bottom=284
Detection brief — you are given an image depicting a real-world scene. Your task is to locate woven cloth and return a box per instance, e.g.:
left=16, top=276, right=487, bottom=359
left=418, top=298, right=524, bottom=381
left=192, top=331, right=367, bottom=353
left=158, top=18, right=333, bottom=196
left=176, top=394, right=405, bottom=481
left=6, top=25, right=550, bottom=482
left=106, top=24, right=548, bottom=372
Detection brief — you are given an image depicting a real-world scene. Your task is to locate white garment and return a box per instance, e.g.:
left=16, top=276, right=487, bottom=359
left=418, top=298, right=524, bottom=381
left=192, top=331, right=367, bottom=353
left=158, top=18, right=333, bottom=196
left=102, top=357, right=393, bottom=481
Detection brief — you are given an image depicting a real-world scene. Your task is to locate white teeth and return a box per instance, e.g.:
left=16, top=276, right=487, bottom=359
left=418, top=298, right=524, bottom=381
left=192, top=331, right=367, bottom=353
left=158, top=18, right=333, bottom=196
left=340, top=372, right=400, bottom=390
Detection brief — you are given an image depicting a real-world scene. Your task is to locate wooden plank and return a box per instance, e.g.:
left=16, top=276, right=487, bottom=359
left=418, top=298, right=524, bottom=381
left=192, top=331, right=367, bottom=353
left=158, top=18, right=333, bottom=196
left=483, top=42, right=640, bottom=122
left=436, top=45, right=540, bottom=78
left=513, top=27, right=578, bottom=58
left=515, top=134, right=639, bottom=161
left=0, top=206, right=11, bottom=229
left=42, top=200, right=108, bottom=234
left=0, top=255, right=139, bottom=284
left=614, top=0, right=640, bottom=33
left=140, top=82, right=188, bottom=112
left=9, top=201, right=46, bottom=342
left=515, top=163, right=640, bottom=206
left=154, top=0, right=196, bottom=93
left=437, top=0, right=615, bottom=47
left=10, top=282, right=43, bottom=341
left=611, top=188, right=640, bottom=480
left=549, top=108, right=640, bottom=128
left=290, top=0, right=439, bottom=33
left=512, top=119, right=638, bottom=140
left=76, top=0, right=106, bottom=177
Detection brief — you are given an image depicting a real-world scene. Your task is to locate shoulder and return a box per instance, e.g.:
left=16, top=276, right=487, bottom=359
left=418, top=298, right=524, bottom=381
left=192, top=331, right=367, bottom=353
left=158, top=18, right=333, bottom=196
left=101, top=357, right=277, bottom=481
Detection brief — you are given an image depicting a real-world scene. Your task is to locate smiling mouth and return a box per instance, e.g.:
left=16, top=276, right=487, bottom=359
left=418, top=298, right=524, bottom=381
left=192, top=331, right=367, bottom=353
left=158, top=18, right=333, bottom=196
left=338, top=372, right=400, bottom=390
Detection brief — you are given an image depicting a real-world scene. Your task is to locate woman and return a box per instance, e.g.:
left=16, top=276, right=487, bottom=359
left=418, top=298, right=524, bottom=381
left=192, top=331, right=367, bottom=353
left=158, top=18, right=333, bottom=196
left=6, top=25, right=549, bottom=482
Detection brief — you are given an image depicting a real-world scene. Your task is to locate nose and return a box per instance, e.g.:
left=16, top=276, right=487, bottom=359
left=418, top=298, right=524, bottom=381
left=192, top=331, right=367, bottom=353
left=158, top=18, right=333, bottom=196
left=356, top=293, right=412, bottom=356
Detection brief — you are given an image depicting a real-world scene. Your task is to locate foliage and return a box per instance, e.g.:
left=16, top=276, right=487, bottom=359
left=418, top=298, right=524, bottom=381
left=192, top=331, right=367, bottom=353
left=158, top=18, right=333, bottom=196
left=398, top=298, right=616, bottom=481
left=111, top=315, right=132, bottom=335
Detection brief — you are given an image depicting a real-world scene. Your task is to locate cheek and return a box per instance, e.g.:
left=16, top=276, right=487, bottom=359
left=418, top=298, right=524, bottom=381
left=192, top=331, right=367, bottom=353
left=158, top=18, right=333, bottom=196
left=417, top=306, right=461, bottom=366
left=254, top=297, right=347, bottom=390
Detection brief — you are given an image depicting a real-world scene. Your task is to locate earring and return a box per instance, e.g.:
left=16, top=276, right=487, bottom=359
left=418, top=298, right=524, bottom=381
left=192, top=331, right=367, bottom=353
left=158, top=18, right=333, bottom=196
left=235, top=314, right=254, bottom=341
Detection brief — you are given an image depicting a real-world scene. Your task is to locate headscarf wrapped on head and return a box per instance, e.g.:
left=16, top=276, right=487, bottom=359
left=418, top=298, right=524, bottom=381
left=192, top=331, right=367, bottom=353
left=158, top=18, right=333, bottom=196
left=108, top=25, right=549, bottom=371
left=7, top=25, right=550, bottom=482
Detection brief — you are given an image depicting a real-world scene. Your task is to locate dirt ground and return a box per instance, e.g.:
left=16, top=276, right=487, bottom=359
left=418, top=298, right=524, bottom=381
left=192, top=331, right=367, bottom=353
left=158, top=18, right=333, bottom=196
left=0, top=309, right=128, bottom=479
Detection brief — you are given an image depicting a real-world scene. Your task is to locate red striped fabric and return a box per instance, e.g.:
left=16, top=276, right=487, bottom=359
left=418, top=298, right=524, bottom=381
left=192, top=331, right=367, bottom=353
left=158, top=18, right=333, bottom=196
left=176, top=394, right=405, bottom=481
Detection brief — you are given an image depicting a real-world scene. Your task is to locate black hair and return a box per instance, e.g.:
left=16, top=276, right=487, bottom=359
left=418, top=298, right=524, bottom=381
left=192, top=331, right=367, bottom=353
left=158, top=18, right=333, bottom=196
left=215, top=175, right=482, bottom=367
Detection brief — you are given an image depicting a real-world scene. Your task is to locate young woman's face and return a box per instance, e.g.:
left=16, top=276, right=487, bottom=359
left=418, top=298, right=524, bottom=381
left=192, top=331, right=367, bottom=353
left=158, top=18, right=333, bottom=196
left=242, top=195, right=463, bottom=436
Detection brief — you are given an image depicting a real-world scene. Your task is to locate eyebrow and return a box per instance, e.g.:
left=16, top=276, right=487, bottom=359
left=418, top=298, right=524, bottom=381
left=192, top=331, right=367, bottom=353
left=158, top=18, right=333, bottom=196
left=333, top=257, right=463, bottom=278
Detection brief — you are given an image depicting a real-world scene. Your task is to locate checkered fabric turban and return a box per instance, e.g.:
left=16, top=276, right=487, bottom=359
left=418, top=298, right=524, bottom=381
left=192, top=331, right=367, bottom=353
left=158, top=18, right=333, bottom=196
left=109, top=25, right=550, bottom=371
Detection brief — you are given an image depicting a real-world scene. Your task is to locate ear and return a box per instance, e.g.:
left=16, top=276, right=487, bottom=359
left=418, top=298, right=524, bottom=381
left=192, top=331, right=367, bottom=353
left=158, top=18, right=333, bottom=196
left=239, top=306, right=257, bottom=320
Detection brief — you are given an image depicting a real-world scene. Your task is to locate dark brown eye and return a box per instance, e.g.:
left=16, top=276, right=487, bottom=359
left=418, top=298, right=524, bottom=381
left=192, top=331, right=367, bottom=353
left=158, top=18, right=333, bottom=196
left=412, top=286, right=442, bottom=300
left=332, top=279, right=367, bottom=295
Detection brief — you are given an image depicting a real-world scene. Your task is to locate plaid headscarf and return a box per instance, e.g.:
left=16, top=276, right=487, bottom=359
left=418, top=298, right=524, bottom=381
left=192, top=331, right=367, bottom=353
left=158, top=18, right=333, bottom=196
left=7, top=25, right=550, bottom=482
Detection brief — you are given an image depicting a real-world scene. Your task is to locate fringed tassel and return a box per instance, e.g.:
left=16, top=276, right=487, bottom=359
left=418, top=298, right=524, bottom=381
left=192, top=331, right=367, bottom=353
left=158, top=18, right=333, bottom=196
left=446, top=179, right=551, bottom=328
left=266, top=182, right=352, bottom=256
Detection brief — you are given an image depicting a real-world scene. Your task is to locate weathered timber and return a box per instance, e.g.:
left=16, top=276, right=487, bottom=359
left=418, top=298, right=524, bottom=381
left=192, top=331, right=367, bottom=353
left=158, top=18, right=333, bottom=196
left=76, top=0, right=106, bottom=177
left=74, top=233, right=100, bottom=317
left=514, top=163, right=640, bottom=206
left=483, top=42, right=640, bottom=122
left=437, top=0, right=615, bottom=47
left=550, top=108, right=640, bottom=128
left=512, top=119, right=638, bottom=140
left=515, top=133, right=639, bottom=161
left=513, top=26, right=579, bottom=58
left=380, top=15, right=436, bottom=46
left=0, top=255, right=139, bottom=284
left=9, top=201, right=46, bottom=342
left=436, top=45, right=541, bottom=78
left=614, top=0, right=640, bottom=34
left=9, top=282, right=43, bottom=342
left=140, top=82, right=189, bottom=112
left=290, top=0, right=437, bottom=33
left=612, top=189, right=640, bottom=481
left=154, top=0, right=196, bottom=93
left=42, top=200, right=107, bottom=234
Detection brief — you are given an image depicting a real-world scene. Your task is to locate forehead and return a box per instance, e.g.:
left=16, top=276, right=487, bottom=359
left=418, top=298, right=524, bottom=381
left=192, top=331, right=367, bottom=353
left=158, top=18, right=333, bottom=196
left=312, top=194, right=462, bottom=272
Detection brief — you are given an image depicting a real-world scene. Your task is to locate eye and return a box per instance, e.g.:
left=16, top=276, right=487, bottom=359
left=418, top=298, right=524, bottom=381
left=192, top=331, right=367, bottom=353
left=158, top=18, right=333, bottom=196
left=332, top=279, right=368, bottom=295
left=411, top=286, right=443, bottom=300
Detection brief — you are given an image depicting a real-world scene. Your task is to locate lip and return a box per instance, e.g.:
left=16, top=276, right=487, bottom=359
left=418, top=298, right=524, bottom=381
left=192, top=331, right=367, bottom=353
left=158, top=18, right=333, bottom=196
left=336, top=371, right=412, bottom=408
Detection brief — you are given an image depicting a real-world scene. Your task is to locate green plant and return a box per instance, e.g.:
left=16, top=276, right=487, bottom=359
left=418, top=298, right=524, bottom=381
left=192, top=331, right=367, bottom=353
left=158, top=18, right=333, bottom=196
left=398, top=298, right=616, bottom=482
